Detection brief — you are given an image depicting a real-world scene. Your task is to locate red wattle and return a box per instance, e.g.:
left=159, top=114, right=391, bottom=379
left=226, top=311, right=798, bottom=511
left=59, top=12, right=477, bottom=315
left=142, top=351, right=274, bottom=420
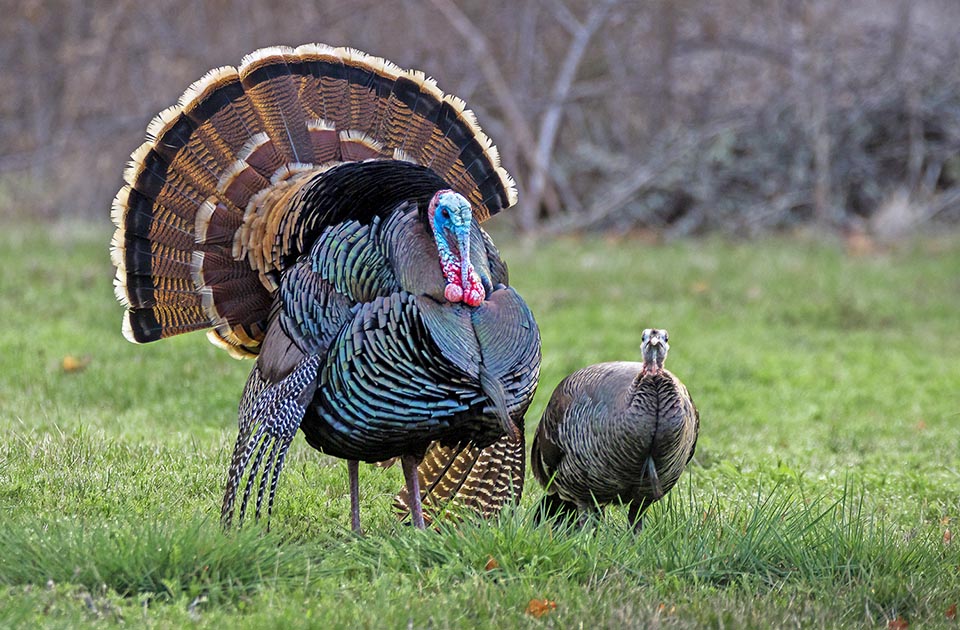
left=444, top=283, right=464, bottom=303
left=462, top=272, right=485, bottom=306
left=440, top=260, right=485, bottom=306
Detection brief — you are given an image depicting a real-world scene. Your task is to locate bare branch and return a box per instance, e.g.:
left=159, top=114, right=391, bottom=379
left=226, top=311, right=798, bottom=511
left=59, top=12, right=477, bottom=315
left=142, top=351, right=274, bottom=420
left=526, top=0, right=618, bottom=230
left=425, top=0, right=558, bottom=229
left=542, top=0, right=582, bottom=36
left=676, top=36, right=791, bottom=68
left=422, top=2, right=537, bottom=157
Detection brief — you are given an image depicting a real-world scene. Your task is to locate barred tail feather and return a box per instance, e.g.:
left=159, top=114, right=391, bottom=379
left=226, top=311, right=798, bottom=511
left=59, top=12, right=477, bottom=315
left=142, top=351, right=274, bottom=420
left=112, top=43, right=518, bottom=357
left=394, top=431, right=525, bottom=524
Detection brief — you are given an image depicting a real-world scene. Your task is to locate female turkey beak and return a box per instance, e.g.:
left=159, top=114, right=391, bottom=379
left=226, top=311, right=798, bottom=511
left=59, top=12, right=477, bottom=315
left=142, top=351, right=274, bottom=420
left=647, top=338, right=665, bottom=365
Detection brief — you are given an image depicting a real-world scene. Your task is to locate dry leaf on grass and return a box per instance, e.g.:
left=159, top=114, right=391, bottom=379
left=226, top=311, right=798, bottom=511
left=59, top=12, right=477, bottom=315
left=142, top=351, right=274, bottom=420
left=946, top=603, right=956, bottom=620
left=484, top=556, right=499, bottom=571
left=888, top=616, right=908, bottom=629
left=62, top=355, right=91, bottom=373
left=525, top=599, right=557, bottom=618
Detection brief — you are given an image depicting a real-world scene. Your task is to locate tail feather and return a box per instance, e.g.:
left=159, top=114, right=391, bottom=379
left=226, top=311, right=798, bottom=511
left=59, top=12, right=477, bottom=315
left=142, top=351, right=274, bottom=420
left=239, top=46, right=316, bottom=165
left=645, top=456, right=665, bottom=500
left=394, top=431, right=525, bottom=524
left=112, top=43, right=517, bottom=357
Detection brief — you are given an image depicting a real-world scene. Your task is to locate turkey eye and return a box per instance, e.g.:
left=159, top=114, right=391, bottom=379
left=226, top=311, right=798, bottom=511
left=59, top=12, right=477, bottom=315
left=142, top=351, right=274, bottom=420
left=441, top=208, right=450, bottom=219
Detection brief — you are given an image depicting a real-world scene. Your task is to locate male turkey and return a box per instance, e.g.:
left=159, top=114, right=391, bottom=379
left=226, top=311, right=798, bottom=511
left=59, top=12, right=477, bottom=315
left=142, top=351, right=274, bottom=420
left=110, top=44, right=541, bottom=532
left=531, top=328, right=698, bottom=531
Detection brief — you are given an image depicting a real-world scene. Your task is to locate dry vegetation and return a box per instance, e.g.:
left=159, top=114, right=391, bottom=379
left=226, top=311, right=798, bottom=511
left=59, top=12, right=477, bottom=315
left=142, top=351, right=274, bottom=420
left=2, top=0, right=960, bottom=236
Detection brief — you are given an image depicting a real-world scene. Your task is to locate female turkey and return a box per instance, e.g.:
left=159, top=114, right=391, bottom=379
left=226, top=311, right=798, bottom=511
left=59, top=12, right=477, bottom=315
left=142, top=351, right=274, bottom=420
left=110, top=45, right=541, bottom=532
left=531, top=328, right=698, bottom=530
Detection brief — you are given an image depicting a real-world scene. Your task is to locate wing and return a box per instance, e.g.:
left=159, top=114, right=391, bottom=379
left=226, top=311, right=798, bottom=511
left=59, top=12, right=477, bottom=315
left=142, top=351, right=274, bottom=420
left=531, top=385, right=569, bottom=491
left=221, top=346, right=320, bottom=528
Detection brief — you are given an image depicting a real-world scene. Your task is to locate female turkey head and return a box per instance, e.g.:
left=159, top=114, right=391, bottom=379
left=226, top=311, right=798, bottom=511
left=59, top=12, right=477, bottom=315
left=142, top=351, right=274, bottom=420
left=428, top=189, right=485, bottom=306
left=640, top=328, right=670, bottom=377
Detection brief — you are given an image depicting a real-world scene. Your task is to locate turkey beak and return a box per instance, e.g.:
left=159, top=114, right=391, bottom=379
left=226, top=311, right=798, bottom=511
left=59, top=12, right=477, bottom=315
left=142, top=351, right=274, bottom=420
left=641, top=332, right=668, bottom=375
left=649, top=336, right=665, bottom=359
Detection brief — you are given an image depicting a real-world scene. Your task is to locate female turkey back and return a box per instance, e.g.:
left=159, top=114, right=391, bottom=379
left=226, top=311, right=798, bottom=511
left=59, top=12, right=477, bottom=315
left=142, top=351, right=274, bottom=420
left=531, top=329, right=698, bottom=530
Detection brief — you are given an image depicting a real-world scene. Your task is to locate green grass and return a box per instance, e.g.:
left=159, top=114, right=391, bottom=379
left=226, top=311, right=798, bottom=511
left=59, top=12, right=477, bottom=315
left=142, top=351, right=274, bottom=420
left=1, top=219, right=959, bottom=628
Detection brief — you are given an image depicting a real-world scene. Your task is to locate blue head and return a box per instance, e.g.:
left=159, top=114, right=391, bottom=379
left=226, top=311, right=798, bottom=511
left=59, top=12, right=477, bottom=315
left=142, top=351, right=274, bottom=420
left=428, top=189, right=485, bottom=306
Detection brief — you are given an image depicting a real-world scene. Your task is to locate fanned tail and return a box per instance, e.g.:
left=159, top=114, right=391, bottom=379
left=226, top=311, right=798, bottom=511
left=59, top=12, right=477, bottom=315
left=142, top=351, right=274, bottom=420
left=111, top=43, right=517, bottom=358
left=393, top=431, right=525, bottom=524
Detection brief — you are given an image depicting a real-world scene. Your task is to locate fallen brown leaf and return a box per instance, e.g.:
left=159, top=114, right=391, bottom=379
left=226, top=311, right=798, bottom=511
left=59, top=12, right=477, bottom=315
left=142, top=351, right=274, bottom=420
left=946, top=603, right=956, bottom=620
left=484, top=556, right=499, bottom=571
left=525, top=599, right=557, bottom=618
left=690, top=281, right=710, bottom=294
left=61, top=355, right=91, bottom=373
left=888, top=616, right=908, bottom=629
left=944, top=529, right=953, bottom=545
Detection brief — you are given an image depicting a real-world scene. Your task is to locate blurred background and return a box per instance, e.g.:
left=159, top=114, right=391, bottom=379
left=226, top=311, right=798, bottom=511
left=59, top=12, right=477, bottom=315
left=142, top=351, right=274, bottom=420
left=2, top=0, right=960, bottom=239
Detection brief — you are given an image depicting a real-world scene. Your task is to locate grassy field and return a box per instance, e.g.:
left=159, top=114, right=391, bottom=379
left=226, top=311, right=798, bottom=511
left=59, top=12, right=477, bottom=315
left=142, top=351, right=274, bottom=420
left=1, top=219, right=958, bottom=628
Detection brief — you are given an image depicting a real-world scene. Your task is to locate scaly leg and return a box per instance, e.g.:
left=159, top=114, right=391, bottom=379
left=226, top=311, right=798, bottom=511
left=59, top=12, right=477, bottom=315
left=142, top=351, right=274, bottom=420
left=627, top=500, right=649, bottom=533
left=576, top=508, right=595, bottom=529
left=400, top=454, right=425, bottom=529
left=348, top=459, right=362, bottom=535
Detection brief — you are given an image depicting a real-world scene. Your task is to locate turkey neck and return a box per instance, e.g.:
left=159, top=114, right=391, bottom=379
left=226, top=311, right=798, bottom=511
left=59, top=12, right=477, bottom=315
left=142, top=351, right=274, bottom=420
left=381, top=210, right=489, bottom=300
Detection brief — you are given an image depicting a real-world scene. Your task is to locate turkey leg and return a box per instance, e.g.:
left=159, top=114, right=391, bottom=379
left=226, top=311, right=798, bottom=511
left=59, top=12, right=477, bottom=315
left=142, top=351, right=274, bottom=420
left=400, top=455, right=426, bottom=529
left=348, top=459, right=362, bottom=535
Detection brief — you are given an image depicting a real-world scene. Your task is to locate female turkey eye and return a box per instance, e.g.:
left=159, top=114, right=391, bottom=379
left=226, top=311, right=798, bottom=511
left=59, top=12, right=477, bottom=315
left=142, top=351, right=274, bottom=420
left=441, top=208, right=450, bottom=219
